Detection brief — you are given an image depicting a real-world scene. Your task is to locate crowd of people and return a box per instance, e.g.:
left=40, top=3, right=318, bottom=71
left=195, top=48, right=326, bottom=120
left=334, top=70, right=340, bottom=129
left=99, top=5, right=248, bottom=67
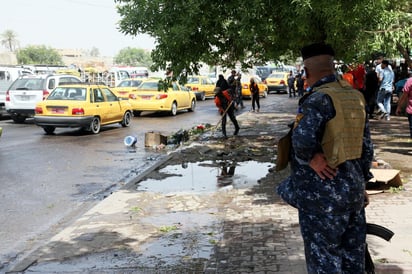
left=339, top=56, right=412, bottom=137
left=212, top=49, right=412, bottom=141
left=212, top=42, right=411, bottom=273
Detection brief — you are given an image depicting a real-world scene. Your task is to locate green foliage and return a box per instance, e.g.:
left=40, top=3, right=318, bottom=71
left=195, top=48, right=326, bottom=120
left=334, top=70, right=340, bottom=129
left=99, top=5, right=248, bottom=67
left=115, top=0, right=412, bottom=74
left=158, top=77, right=172, bottom=92
left=16, top=45, right=63, bottom=65
left=1, top=29, right=18, bottom=52
left=130, top=206, right=142, bottom=212
left=388, top=186, right=404, bottom=193
left=159, top=225, right=179, bottom=233
left=114, top=47, right=152, bottom=67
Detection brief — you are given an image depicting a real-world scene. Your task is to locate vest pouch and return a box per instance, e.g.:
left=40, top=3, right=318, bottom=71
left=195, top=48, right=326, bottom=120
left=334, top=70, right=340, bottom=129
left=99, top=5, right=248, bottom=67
left=276, top=127, right=292, bottom=171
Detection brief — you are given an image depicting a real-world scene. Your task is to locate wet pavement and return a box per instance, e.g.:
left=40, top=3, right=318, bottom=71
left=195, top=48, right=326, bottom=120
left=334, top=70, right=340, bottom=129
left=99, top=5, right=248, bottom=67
left=5, top=96, right=412, bottom=273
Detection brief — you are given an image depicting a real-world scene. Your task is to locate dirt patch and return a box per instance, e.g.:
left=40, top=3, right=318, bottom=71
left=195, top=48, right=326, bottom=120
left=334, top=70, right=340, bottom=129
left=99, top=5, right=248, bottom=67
left=369, top=116, right=412, bottom=185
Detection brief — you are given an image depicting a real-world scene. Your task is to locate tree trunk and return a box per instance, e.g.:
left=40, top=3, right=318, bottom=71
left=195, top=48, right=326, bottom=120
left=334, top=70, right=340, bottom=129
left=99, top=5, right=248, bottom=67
left=397, top=43, right=412, bottom=69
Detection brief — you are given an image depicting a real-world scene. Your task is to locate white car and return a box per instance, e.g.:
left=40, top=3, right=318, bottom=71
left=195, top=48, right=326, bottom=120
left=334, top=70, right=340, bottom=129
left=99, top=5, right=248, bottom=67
left=5, top=74, right=82, bottom=123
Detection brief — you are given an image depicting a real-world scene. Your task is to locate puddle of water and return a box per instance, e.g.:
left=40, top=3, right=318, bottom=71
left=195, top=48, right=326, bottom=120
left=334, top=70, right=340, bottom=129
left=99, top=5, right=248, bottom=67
left=138, top=211, right=221, bottom=264
left=28, top=211, right=221, bottom=272
left=136, top=160, right=273, bottom=194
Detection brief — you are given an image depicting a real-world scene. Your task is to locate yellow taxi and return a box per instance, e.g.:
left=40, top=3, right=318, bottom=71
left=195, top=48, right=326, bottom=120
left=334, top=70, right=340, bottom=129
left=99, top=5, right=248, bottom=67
left=34, top=83, right=133, bottom=134
left=111, top=78, right=144, bottom=98
left=184, top=76, right=216, bottom=101
left=129, top=79, right=196, bottom=116
left=241, top=76, right=268, bottom=98
left=264, top=72, right=289, bottom=94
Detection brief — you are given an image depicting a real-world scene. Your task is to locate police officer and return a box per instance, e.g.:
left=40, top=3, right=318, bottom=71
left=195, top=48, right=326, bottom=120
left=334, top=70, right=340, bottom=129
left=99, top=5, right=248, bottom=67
left=277, top=43, right=374, bottom=273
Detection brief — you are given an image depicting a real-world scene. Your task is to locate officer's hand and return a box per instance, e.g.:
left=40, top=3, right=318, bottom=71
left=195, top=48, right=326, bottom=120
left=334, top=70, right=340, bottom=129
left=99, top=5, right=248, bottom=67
left=309, top=153, right=337, bottom=180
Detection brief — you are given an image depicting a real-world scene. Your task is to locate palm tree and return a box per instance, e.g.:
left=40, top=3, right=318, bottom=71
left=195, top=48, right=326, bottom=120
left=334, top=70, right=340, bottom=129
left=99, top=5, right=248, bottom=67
left=1, top=30, right=18, bottom=52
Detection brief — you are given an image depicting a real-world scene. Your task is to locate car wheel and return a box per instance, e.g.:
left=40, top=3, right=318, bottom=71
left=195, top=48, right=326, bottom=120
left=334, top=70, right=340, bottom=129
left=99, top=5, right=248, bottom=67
left=43, top=126, right=56, bottom=135
left=133, top=110, right=141, bottom=117
left=262, top=91, right=268, bottom=98
left=200, top=92, right=206, bottom=101
left=171, top=102, right=177, bottom=116
left=11, top=115, right=26, bottom=123
left=188, top=99, right=196, bottom=112
left=121, top=111, right=132, bottom=127
left=90, top=117, right=101, bottom=134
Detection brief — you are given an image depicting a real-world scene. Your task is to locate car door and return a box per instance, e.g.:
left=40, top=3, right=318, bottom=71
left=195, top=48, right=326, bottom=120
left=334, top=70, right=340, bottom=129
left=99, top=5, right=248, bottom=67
left=202, top=77, right=215, bottom=97
left=172, top=82, right=189, bottom=108
left=91, top=87, right=110, bottom=123
left=101, top=87, right=122, bottom=122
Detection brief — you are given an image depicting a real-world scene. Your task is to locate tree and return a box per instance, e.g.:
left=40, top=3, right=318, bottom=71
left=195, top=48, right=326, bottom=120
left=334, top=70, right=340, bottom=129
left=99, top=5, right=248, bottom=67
left=89, top=47, right=100, bottom=57
left=1, top=29, right=19, bottom=52
left=16, top=45, right=63, bottom=65
left=114, top=47, right=152, bottom=67
left=365, top=1, right=412, bottom=68
left=115, top=0, right=412, bottom=76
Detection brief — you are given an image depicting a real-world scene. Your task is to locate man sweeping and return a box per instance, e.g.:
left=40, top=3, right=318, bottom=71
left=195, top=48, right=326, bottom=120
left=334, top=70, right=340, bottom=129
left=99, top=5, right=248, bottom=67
left=214, top=87, right=240, bottom=138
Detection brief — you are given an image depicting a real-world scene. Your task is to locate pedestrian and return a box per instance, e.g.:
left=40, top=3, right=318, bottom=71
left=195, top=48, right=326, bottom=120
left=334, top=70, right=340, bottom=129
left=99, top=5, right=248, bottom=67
left=249, top=77, right=260, bottom=112
left=376, top=60, right=395, bottom=120
left=214, top=87, right=240, bottom=138
left=296, top=73, right=305, bottom=97
left=352, top=64, right=366, bottom=92
left=375, top=55, right=392, bottom=80
left=235, top=72, right=245, bottom=109
left=396, top=76, right=412, bottom=138
left=227, top=69, right=238, bottom=107
left=364, top=65, right=379, bottom=118
left=276, top=42, right=374, bottom=274
left=287, top=70, right=296, bottom=97
left=216, top=74, right=229, bottom=91
left=394, top=71, right=411, bottom=101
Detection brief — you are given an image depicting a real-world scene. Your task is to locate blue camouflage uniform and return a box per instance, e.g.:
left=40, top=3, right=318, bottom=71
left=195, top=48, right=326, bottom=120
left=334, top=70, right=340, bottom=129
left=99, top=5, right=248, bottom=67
left=277, top=75, right=374, bottom=274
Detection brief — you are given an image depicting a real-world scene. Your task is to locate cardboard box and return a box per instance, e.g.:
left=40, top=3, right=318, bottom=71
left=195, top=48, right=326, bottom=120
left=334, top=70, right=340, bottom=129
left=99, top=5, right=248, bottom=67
left=369, top=168, right=402, bottom=187
left=144, top=132, right=167, bottom=147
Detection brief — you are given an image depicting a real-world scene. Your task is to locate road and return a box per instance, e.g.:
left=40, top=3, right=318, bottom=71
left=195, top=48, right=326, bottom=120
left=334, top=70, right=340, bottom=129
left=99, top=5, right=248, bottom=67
left=0, top=97, right=236, bottom=269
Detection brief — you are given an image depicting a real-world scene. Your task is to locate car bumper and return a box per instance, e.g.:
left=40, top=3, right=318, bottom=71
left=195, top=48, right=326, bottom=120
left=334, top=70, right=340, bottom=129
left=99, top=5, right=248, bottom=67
left=34, top=115, right=94, bottom=128
left=194, top=91, right=205, bottom=100
left=7, top=108, right=35, bottom=116
left=267, top=85, right=287, bottom=92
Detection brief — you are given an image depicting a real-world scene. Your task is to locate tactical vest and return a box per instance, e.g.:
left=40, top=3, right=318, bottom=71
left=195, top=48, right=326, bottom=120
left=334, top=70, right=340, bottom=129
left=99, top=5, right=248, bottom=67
left=315, top=80, right=366, bottom=168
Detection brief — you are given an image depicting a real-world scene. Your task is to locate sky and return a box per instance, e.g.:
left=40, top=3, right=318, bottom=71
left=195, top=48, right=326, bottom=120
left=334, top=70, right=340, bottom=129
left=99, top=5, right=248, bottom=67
left=0, top=0, right=156, bottom=57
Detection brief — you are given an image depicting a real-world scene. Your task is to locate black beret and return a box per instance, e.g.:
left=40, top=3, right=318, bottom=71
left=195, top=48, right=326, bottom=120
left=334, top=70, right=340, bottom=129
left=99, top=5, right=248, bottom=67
left=301, top=42, right=335, bottom=60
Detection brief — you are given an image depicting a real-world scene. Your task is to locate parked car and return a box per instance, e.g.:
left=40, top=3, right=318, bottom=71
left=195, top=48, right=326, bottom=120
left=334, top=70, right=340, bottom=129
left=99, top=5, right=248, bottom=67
left=34, top=83, right=133, bottom=134
left=111, top=78, right=144, bottom=98
left=184, top=76, right=216, bottom=101
left=264, top=72, right=289, bottom=94
left=0, top=67, right=34, bottom=117
left=255, top=66, right=278, bottom=81
left=241, top=77, right=268, bottom=98
left=5, top=74, right=82, bottom=123
left=129, top=79, right=196, bottom=116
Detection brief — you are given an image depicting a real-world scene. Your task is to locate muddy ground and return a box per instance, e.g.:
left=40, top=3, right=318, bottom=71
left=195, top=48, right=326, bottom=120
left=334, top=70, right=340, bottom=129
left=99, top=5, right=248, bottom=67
left=154, top=111, right=412, bottom=188
left=13, top=103, right=412, bottom=273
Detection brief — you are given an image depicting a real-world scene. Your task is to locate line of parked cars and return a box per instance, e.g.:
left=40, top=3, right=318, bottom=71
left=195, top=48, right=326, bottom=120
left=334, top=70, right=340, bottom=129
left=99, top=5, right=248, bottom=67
left=3, top=70, right=288, bottom=135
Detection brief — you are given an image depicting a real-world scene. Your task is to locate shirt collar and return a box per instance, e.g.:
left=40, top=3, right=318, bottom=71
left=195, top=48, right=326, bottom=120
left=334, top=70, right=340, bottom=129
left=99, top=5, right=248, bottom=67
left=305, top=74, right=337, bottom=93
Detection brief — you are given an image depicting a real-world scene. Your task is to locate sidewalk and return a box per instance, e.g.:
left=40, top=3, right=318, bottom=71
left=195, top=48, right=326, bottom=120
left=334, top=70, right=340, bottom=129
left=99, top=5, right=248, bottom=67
left=7, top=100, right=412, bottom=273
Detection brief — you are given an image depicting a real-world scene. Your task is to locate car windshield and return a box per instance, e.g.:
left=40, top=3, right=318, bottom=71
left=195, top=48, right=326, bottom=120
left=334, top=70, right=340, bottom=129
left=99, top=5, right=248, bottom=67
left=137, top=81, right=159, bottom=91
left=10, top=78, right=43, bottom=90
left=118, top=80, right=142, bottom=87
left=268, top=73, right=286, bottom=78
left=187, top=78, right=200, bottom=84
left=47, top=87, right=87, bottom=101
